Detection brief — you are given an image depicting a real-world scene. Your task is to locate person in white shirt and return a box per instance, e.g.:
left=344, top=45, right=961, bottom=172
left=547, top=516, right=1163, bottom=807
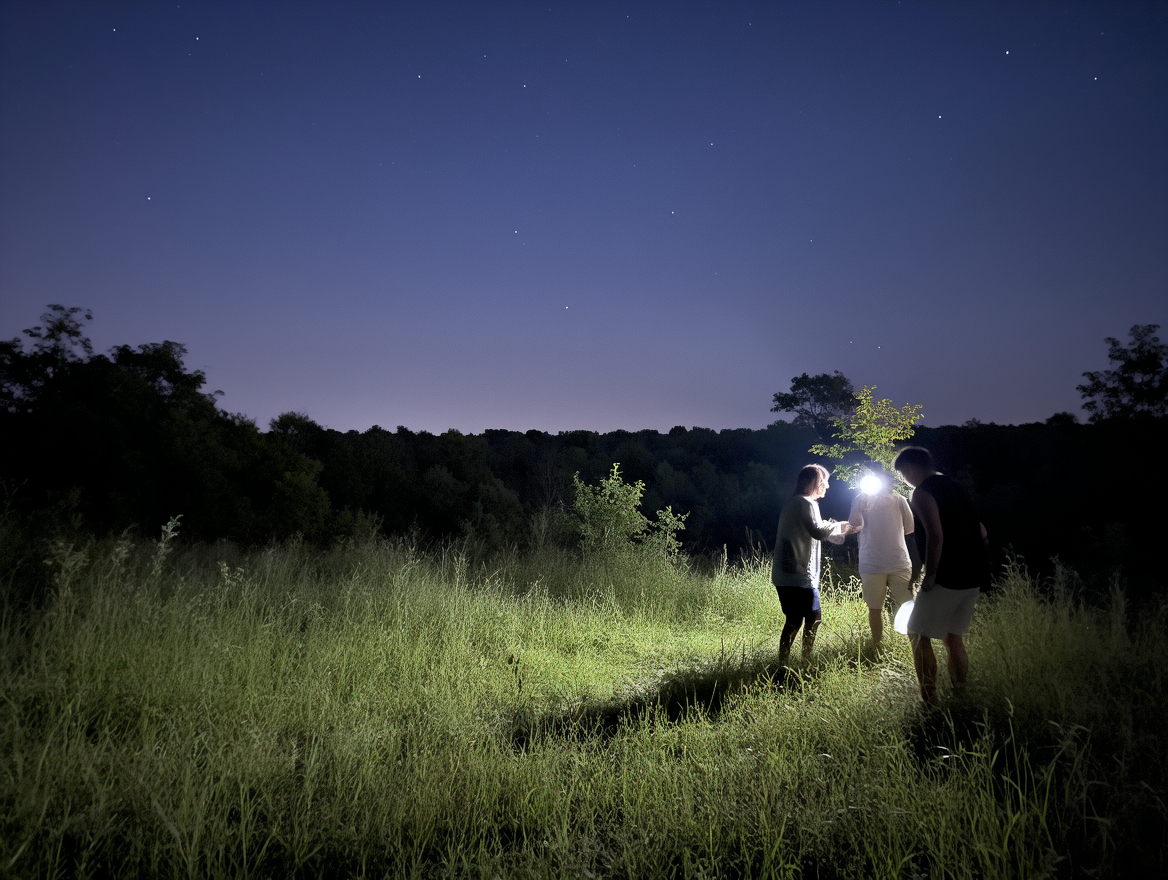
left=848, top=472, right=921, bottom=645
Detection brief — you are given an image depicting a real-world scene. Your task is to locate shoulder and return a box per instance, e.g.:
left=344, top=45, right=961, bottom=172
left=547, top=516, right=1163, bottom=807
left=779, top=495, right=808, bottom=518
left=911, top=483, right=940, bottom=516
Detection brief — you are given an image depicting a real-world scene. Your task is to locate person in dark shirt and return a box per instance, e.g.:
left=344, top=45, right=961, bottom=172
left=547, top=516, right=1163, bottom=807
left=893, top=446, right=990, bottom=706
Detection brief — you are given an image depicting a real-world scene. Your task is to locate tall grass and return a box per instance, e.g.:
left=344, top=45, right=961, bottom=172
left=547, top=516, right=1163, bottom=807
left=1, top=534, right=1164, bottom=878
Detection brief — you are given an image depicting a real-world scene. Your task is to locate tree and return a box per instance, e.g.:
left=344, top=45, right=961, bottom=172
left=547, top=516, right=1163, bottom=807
left=1, top=304, right=94, bottom=414
left=811, top=385, right=923, bottom=494
left=1077, top=324, right=1168, bottom=421
left=770, top=371, right=854, bottom=438
left=1, top=305, right=334, bottom=543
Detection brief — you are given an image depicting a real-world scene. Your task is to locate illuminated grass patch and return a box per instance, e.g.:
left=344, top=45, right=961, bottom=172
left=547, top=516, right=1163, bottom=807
left=1, top=539, right=1164, bottom=877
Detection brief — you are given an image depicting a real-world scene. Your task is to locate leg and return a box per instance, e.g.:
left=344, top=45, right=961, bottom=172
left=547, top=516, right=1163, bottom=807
left=942, top=632, right=969, bottom=695
left=910, top=633, right=939, bottom=706
left=861, top=573, right=889, bottom=644
left=779, top=613, right=802, bottom=666
left=801, top=610, right=822, bottom=659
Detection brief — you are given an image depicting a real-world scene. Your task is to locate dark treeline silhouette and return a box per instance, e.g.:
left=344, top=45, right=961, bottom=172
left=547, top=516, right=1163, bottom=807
left=1, top=307, right=343, bottom=562
left=912, top=418, right=1165, bottom=592
left=270, top=413, right=1165, bottom=592
left=3, top=307, right=1165, bottom=602
left=268, top=412, right=824, bottom=553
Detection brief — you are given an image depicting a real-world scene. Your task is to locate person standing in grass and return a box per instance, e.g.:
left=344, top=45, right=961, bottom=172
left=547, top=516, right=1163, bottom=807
left=772, top=463, right=853, bottom=666
left=893, top=446, right=990, bottom=707
left=848, top=472, right=921, bottom=646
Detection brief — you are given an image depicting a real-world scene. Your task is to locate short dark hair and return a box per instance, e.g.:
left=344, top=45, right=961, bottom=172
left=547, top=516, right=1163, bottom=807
left=893, top=446, right=935, bottom=473
left=793, top=463, right=830, bottom=496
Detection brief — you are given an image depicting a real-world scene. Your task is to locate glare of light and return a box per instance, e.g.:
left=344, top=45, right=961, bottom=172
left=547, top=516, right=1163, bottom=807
left=894, top=600, right=914, bottom=635
left=860, top=474, right=883, bottom=495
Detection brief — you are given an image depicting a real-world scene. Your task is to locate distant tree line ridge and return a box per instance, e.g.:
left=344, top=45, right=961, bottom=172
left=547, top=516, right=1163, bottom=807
left=3, top=308, right=1165, bottom=595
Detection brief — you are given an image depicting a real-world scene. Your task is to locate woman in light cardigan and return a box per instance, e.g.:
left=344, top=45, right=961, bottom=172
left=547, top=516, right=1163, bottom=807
left=771, top=463, right=852, bottom=665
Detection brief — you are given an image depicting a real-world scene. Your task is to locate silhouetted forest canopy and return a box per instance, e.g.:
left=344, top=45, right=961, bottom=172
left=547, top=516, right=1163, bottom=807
left=3, top=307, right=1166, bottom=602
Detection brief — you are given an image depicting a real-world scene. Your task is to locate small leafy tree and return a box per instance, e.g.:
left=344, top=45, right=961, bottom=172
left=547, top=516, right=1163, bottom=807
left=811, top=385, right=923, bottom=495
left=770, top=371, right=854, bottom=439
left=1077, top=324, right=1168, bottom=421
left=572, top=463, right=687, bottom=558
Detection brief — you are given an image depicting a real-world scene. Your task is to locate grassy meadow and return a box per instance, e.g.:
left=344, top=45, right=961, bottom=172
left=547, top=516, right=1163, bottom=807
left=1, top=530, right=1165, bottom=878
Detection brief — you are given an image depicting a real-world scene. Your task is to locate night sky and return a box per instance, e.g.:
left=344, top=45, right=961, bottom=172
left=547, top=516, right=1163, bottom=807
left=2, top=0, right=1165, bottom=434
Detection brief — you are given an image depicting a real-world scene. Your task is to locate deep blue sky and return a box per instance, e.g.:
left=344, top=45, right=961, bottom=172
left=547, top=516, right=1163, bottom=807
left=2, top=0, right=1165, bottom=433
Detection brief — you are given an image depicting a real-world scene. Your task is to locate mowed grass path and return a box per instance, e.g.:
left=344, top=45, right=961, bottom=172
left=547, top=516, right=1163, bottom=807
left=2, top=535, right=1165, bottom=878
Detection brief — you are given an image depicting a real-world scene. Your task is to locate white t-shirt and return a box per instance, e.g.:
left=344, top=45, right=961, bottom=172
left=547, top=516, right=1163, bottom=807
left=849, top=492, right=914, bottom=575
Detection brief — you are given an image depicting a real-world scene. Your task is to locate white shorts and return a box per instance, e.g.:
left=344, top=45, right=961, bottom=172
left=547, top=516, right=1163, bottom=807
left=907, top=585, right=979, bottom=639
left=860, top=570, right=914, bottom=611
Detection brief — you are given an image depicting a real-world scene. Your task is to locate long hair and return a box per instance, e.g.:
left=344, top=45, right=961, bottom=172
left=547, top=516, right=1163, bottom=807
left=793, top=463, right=829, bottom=496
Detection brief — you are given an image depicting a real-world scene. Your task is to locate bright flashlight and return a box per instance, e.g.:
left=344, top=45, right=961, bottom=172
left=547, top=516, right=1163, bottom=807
left=860, top=474, right=883, bottom=494
left=893, top=600, right=914, bottom=635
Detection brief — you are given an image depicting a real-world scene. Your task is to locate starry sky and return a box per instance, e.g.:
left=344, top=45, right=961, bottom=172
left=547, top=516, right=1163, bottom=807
left=2, top=0, right=1165, bottom=434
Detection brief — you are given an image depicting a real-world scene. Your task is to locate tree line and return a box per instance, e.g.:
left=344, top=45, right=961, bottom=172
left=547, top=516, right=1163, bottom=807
left=3, top=307, right=1165, bottom=600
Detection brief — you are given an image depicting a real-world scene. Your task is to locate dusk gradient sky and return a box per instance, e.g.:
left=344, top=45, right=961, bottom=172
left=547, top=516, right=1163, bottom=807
left=2, top=0, right=1165, bottom=434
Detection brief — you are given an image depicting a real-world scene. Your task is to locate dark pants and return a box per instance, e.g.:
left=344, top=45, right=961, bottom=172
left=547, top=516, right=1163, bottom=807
left=775, top=585, right=821, bottom=661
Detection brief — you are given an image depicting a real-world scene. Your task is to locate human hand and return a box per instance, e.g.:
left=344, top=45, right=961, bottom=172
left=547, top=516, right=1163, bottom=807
left=919, top=575, right=936, bottom=593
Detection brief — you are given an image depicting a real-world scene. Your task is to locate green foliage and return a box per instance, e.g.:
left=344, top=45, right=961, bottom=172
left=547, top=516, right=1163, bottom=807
left=572, top=463, right=688, bottom=558
left=811, top=385, right=923, bottom=493
left=770, top=370, right=855, bottom=438
left=573, top=463, right=647, bottom=548
left=1077, top=323, right=1168, bottom=421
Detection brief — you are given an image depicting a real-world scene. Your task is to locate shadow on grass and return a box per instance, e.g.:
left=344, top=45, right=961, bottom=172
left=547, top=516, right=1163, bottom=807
left=505, top=639, right=892, bottom=750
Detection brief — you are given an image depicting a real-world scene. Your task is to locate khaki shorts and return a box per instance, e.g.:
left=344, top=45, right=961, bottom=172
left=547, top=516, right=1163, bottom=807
left=860, top=570, right=914, bottom=612
left=907, top=585, right=980, bottom=639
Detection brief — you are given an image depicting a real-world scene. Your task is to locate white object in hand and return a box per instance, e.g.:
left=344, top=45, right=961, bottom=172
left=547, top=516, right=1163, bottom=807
left=894, top=599, right=914, bottom=635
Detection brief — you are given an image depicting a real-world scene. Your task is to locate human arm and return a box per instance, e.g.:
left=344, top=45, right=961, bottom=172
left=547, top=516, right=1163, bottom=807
left=848, top=497, right=864, bottom=531
left=910, top=487, right=943, bottom=591
left=900, top=496, right=920, bottom=582
left=800, top=497, right=845, bottom=541
left=906, top=533, right=922, bottom=585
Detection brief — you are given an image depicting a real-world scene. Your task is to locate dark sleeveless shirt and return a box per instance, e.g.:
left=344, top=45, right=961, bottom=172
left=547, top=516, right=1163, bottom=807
left=912, top=474, right=990, bottom=591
